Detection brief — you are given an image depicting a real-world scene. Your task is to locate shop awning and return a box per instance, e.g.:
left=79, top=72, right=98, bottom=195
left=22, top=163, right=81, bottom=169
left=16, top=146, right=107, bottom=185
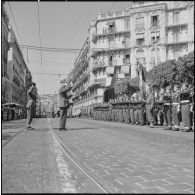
left=121, top=65, right=130, bottom=74
left=136, top=33, right=144, bottom=39
left=106, top=66, right=114, bottom=74
left=106, top=20, right=115, bottom=26
left=105, top=77, right=112, bottom=87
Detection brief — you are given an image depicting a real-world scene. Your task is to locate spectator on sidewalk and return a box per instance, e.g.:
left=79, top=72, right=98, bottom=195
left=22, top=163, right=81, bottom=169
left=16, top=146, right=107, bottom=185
left=26, top=82, right=37, bottom=129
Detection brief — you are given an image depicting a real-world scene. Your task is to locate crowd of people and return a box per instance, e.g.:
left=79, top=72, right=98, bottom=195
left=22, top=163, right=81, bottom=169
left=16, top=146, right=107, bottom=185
left=70, top=82, right=194, bottom=132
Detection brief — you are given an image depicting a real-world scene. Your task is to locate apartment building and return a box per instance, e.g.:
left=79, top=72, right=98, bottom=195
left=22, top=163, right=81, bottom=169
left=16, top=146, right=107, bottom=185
left=7, top=25, right=30, bottom=108
left=68, top=1, right=194, bottom=109
left=2, top=2, right=10, bottom=103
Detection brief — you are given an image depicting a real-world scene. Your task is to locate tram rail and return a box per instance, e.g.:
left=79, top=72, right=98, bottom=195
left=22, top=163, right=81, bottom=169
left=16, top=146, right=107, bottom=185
left=50, top=129, right=112, bottom=193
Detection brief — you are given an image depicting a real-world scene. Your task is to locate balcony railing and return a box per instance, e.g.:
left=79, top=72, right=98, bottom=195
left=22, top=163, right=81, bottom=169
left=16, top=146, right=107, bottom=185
left=165, top=23, right=188, bottom=30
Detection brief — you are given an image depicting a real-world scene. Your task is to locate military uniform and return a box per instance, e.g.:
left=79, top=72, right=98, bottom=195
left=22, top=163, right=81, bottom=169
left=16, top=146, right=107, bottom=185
left=26, top=83, right=37, bottom=129
left=137, top=96, right=145, bottom=125
left=130, top=96, right=135, bottom=125
left=163, top=87, right=173, bottom=130
left=180, top=84, right=192, bottom=131
left=145, top=91, right=155, bottom=128
left=172, top=83, right=180, bottom=131
left=58, top=80, right=72, bottom=130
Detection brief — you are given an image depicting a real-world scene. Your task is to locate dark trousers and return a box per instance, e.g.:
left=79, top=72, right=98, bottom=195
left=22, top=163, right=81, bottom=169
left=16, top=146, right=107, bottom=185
left=26, top=107, right=33, bottom=126
left=181, top=103, right=191, bottom=128
left=164, top=105, right=172, bottom=127
left=59, top=107, right=67, bottom=129
left=138, top=108, right=145, bottom=124
left=146, top=104, right=154, bottom=123
left=172, top=104, right=180, bottom=127
left=130, top=109, right=135, bottom=124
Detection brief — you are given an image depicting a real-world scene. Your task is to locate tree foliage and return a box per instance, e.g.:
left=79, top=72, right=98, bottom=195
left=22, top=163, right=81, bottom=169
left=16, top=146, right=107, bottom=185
left=113, top=51, right=194, bottom=95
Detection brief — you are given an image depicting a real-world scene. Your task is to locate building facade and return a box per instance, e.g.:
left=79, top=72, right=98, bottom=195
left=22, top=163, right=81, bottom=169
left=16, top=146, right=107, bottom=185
left=68, top=1, right=194, bottom=110
left=2, top=2, right=10, bottom=104
left=7, top=25, right=30, bottom=109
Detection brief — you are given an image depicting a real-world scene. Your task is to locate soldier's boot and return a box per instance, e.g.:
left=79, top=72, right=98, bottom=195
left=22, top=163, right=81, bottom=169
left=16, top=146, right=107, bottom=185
left=149, top=122, right=154, bottom=128
left=164, top=126, right=172, bottom=130
left=181, top=127, right=193, bottom=132
left=172, top=125, right=179, bottom=131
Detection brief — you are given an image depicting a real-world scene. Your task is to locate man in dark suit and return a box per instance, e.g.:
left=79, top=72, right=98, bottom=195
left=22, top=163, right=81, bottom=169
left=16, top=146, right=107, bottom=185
left=58, top=79, right=72, bottom=131
left=26, top=82, right=37, bottom=129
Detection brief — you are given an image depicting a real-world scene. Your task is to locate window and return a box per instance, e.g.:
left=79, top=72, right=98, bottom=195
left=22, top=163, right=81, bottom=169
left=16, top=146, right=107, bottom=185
left=151, top=15, right=159, bottom=27
left=136, top=17, right=144, bottom=30
left=151, top=48, right=160, bottom=65
left=173, top=12, right=179, bottom=25
left=124, top=18, right=130, bottom=31
left=151, top=36, right=160, bottom=44
left=173, top=30, right=180, bottom=42
left=136, top=38, right=145, bottom=46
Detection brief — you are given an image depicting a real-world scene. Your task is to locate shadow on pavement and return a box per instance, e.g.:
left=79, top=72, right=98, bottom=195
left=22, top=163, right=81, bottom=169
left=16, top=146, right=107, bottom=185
left=52, top=127, right=99, bottom=130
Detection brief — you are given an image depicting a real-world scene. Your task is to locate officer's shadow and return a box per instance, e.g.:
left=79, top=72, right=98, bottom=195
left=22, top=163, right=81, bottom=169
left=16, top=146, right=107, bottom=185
left=52, top=127, right=99, bottom=130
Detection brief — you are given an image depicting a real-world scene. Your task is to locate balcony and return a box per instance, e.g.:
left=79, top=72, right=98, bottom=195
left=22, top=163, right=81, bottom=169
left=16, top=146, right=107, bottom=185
left=92, top=33, right=98, bottom=43
left=165, top=23, right=188, bottom=31
left=151, top=23, right=160, bottom=31
left=166, top=41, right=188, bottom=47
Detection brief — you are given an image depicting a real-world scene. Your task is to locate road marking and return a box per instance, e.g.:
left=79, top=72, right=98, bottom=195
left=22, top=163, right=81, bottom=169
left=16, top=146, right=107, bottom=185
left=47, top=118, right=77, bottom=193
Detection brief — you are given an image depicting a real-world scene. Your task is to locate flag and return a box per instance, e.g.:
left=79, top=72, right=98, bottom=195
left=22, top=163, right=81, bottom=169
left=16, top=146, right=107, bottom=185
left=136, top=60, right=149, bottom=98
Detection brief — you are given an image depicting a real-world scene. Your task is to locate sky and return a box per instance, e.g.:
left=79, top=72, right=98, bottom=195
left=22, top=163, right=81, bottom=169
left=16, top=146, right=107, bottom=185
left=4, top=1, right=131, bottom=95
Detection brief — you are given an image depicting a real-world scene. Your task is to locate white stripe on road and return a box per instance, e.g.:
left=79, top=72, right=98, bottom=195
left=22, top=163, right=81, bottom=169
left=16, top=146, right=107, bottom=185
left=47, top=118, right=77, bottom=193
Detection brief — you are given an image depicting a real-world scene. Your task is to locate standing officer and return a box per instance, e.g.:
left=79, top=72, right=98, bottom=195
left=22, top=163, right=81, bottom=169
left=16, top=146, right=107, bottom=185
left=179, top=82, right=192, bottom=132
left=58, top=79, right=72, bottom=131
left=172, top=82, right=180, bottom=131
left=163, top=85, right=173, bottom=130
left=26, top=82, right=37, bottom=129
left=145, top=85, right=156, bottom=128
left=137, top=92, right=145, bottom=126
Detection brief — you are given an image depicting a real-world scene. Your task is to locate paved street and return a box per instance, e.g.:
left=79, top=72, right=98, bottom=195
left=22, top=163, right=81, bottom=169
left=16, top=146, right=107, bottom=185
left=2, top=118, right=194, bottom=193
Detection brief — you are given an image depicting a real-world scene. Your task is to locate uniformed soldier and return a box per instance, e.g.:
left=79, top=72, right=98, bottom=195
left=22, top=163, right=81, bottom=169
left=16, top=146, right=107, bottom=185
left=137, top=92, right=145, bottom=126
left=157, top=88, right=165, bottom=126
left=145, top=86, right=156, bottom=128
left=163, top=85, right=173, bottom=130
left=130, top=95, right=136, bottom=125
left=26, top=82, right=37, bottom=129
left=172, top=82, right=181, bottom=131
left=58, top=79, right=72, bottom=131
left=179, top=82, right=192, bottom=132
left=133, top=93, right=139, bottom=125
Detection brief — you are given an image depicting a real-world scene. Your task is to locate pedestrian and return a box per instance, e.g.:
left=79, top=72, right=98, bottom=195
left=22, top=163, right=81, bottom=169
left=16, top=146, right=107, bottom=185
left=58, top=79, right=72, bottom=131
left=179, top=82, right=192, bottom=132
left=163, top=85, right=173, bottom=130
left=26, top=82, right=37, bottom=129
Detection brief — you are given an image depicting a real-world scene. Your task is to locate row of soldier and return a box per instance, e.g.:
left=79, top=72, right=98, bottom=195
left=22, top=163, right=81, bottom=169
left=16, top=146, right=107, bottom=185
left=72, top=82, right=194, bottom=132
